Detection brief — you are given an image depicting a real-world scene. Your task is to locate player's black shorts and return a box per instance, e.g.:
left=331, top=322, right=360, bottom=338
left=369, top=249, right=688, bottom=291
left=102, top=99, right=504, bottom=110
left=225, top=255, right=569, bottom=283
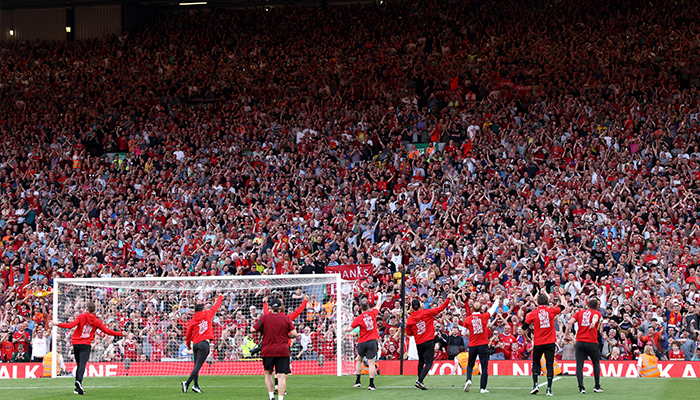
left=262, top=356, right=291, bottom=374
left=357, top=340, right=378, bottom=360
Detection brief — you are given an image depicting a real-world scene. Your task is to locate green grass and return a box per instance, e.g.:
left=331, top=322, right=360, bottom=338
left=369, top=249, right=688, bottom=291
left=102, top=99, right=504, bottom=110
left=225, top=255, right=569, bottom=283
left=0, top=375, right=696, bottom=399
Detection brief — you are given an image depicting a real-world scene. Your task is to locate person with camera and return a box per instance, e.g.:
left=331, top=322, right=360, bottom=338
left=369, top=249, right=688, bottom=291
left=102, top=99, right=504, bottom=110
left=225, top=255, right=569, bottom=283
left=251, top=298, right=299, bottom=400
left=406, top=293, right=453, bottom=390
left=182, top=294, right=223, bottom=394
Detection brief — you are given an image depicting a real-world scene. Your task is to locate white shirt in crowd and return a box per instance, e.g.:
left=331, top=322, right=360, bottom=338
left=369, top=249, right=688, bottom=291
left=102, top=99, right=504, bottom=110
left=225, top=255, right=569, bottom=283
left=31, top=334, right=49, bottom=359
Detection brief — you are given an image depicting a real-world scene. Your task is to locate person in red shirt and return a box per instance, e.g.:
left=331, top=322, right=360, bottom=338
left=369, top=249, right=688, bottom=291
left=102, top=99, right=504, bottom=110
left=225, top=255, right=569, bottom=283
left=498, top=324, right=517, bottom=359
left=565, top=298, right=603, bottom=394
left=262, top=294, right=308, bottom=394
left=406, top=294, right=453, bottom=390
left=11, top=321, right=31, bottom=353
left=639, top=325, right=663, bottom=353
left=523, top=289, right=566, bottom=396
left=508, top=342, right=526, bottom=360
left=463, top=295, right=501, bottom=393
left=262, top=295, right=308, bottom=321
left=251, top=298, right=299, bottom=400
left=433, top=342, right=448, bottom=361
left=183, top=294, right=223, bottom=394
left=149, top=330, right=166, bottom=362
left=52, top=301, right=123, bottom=395
left=1, top=323, right=14, bottom=363
left=484, top=263, right=500, bottom=283
left=320, top=330, right=336, bottom=361
left=120, top=332, right=139, bottom=360
left=668, top=342, right=685, bottom=360
left=346, top=293, right=382, bottom=390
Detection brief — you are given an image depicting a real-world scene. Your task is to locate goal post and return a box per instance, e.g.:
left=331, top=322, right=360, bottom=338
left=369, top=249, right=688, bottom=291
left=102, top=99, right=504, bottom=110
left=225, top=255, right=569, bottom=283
left=51, top=274, right=355, bottom=378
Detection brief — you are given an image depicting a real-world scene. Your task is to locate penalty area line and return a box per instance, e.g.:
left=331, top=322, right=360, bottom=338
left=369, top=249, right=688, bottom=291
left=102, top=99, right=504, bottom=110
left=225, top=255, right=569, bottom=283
left=538, top=376, right=562, bottom=388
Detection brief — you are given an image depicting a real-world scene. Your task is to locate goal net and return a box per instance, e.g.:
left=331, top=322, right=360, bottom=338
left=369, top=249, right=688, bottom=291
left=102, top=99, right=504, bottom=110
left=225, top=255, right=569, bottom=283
left=51, top=275, right=356, bottom=378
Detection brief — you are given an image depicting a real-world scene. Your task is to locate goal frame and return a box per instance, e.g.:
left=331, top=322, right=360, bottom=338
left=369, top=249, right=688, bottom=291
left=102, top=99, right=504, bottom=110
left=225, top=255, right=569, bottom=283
left=51, top=274, right=346, bottom=378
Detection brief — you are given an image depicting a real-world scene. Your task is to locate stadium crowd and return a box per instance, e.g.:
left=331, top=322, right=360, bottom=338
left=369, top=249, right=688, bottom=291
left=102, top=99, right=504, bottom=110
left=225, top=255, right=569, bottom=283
left=2, top=0, right=700, bottom=367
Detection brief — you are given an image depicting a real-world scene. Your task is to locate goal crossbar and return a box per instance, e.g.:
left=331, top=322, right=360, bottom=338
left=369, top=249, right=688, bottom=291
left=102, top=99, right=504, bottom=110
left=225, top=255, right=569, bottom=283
left=51, top=274, right=351, bottom=378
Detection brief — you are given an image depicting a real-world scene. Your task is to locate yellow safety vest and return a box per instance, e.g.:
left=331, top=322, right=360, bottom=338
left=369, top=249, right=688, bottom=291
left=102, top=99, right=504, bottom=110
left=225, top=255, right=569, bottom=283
left=457, top=352, right=480, bottom=375
left=639, top=354, right=660, bottom=377
left=43, top=352, right=53, bottom=377
left=540, top=355, right=561, bottom=376
left=362, top=361, right=379, bottom=374
left=241, top=337, right=256, bottom=358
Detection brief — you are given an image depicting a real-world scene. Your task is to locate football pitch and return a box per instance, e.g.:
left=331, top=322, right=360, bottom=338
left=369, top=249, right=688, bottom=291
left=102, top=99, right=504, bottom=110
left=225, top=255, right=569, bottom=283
left=0, top=375, right=696, bottom=399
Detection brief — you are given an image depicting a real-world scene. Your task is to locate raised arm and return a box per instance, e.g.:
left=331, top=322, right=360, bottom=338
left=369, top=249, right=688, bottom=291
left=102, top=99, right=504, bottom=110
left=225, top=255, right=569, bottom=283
left=262, top=297, right=270, bottom=315
left=554, top=287, right=567, bottom=311
left=55, top=315, right=81, bottom=330
left=487, top=295, right=501, bottom=316
left=210, top=294, right=224, bottom=316
left=288, top=296, right=309, bottom=321
left=96, top=318, right=123, bottom=337
left=564, top=315, right=576, bottom=337
left=375, top=293, right=384, bottom=312
left=428, top=294, right=454, bottom=317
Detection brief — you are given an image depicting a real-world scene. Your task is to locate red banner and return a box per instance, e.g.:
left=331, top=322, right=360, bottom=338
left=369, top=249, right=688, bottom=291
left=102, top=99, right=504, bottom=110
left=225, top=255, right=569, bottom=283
left=326, top=264, right=374, bottom=280
left=0, top=363, right=44, bottom=379
left=388, top=360, right=700, bottom=378
left=3, top=360, right=700, bottom=379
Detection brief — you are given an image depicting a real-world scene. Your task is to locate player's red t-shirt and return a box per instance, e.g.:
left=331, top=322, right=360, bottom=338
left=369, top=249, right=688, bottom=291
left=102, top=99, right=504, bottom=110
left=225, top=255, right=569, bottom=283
left=185, top=295, right=223, bottom=346
left=263, top=299, right=308, bottom=346
left=572, top=309, right=601, bottom=343
left=58, top=313, right=123, bottom=345
left=252, top=312, right=295, bottom=357
left=525, top=306, right=562, bottom=345
left=464, top=312, right=491, bottom=347
left=406, top=299, right=450, bottom=345
left=351, top=309, right=379, bottom=344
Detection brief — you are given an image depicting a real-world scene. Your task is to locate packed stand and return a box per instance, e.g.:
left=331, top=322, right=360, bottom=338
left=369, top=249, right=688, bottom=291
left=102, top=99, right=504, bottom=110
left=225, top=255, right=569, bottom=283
left=1, top=0, right=700, bottom=366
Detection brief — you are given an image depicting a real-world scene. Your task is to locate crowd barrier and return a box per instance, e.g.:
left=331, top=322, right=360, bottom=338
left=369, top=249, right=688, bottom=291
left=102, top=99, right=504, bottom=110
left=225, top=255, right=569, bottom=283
left=2, top=360, right=699, bottom=378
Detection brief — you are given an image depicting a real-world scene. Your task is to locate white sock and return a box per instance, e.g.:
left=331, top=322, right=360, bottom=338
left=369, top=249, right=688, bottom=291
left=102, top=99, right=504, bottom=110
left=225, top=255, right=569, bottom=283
left=269, top=391, right=274, bottom=400
left=279, top=395, right=285, bottom=400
